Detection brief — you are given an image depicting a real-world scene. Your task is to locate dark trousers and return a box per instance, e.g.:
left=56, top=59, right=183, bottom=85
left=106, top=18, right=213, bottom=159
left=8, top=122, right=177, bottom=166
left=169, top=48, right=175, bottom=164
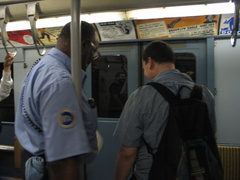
left=129, top=174, right=137, bottom=180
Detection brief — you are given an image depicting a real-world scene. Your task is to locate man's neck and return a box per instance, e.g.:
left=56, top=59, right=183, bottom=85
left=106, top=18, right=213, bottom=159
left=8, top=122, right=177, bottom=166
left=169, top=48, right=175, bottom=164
left=153, top=63, right=175, bottom=77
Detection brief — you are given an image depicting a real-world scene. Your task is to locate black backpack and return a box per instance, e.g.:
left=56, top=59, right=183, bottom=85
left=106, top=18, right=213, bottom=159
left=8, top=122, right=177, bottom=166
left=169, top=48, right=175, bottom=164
left=146, top=82, right=223, bottom=180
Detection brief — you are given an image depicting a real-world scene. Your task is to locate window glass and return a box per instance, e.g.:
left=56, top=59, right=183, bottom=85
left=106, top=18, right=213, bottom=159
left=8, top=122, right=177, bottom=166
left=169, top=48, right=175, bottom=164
left=92, top=55, right=128, bottom=118
left=175, top=53, right=196, bottom=81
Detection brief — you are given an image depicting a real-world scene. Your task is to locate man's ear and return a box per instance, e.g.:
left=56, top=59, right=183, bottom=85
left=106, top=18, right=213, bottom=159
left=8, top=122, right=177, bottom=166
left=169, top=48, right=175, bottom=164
left=82, top=40, right=91, bottom=51
left=81, top=40, right=95, bottom=70
left=82, top=41, right=95, bottom=55
left=148, top=57, right=155, bottom=70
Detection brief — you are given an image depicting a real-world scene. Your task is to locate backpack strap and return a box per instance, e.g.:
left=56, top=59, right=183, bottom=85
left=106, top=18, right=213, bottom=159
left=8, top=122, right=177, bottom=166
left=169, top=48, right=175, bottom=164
left=147, top=82, right=203, bottom=102
left=190, top=84, right=203, bottom=100
left=143, top=82, right=176, bottom=154
left=145, top=82, right=203, bottom=149
left=147, top=82, right=176, bottom=105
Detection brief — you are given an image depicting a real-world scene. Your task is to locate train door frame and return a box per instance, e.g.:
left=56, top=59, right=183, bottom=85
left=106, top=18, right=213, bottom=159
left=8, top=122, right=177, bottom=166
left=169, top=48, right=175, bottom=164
left=85, top=42, right=139, bottom=180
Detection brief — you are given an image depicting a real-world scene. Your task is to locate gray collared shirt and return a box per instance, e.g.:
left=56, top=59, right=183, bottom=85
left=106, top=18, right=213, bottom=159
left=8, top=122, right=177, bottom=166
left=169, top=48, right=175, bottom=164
left=114, top=69, right=216, bottom=180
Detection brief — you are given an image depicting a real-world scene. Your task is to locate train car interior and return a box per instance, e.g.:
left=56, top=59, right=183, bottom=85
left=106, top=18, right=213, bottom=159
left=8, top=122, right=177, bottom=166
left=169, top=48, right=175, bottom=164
left=0, top=0, right=239, bottom=179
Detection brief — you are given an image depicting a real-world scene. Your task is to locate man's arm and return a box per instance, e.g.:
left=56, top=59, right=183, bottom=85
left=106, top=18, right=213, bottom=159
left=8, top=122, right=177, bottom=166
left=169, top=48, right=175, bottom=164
left=114, top=146, right=137, bottom=180
left=0, top=53, right=14, bottom=102
left=48, top=155, right=83, bottom=180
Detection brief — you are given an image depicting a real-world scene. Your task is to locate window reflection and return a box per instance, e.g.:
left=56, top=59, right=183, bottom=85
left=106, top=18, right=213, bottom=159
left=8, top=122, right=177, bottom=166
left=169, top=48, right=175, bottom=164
left=92, top=55, right=128, bottom=118
left=109, top=72, right=127, bottom=117
left=175, top=53, right=196, bottom=81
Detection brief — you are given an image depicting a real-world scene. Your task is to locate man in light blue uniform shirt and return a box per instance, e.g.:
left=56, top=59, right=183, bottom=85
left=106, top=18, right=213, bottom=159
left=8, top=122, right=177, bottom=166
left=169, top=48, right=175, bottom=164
left=15, top=21, right=100, bottom=180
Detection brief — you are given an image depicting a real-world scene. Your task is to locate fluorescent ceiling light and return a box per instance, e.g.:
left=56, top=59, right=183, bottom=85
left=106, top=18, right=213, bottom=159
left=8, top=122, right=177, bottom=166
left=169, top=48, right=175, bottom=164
left=127, top=2, right=234, bottom=19
left=6, top=12, right=126, bottom=31
left=163, top=5, right=206, bottom=17
left=6, top=16, right=71, bottom=31
left=36, top=16, right=71, bottom=28
left=7, top=20, right=30, bottom=31
left=205, top=3, right=234, bottom=15
left=5, top=2, right=235, bottom=31
left=126, top=8, right=164, bottom=20
left=84, top=12, right=127, bottom=23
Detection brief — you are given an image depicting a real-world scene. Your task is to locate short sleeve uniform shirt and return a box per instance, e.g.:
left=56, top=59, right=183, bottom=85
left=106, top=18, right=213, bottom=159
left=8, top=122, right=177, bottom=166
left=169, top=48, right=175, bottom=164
left=15, top=48, right=95, bottom=162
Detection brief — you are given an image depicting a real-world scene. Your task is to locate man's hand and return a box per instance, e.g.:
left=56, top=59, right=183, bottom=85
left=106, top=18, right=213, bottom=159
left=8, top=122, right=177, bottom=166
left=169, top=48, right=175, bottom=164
left=3, top=53, right=15, bottom=72
left=115, top=146, right=137, bottom=180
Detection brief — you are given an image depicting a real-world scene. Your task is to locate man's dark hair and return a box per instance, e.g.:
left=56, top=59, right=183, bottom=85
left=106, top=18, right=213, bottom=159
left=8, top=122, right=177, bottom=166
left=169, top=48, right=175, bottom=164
left=143, top=40, right=175, bottom=64
left=58, top=21, right=95, bottom=42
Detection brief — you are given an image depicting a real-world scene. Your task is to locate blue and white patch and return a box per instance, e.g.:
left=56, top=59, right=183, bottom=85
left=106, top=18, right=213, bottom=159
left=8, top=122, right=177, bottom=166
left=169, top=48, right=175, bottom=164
left=57, top=109, right=76, bottom=128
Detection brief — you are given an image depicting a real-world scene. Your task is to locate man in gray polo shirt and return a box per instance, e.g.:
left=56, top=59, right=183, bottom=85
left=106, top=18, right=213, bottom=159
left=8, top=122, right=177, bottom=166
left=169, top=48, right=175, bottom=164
left=113, top=40, right=216, bottom=180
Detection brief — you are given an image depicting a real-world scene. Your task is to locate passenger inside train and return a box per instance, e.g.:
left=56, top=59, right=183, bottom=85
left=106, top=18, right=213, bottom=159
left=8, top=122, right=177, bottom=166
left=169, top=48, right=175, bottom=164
left=0, top=53, right=14, bottom=132
left=0, top=0, right=239, bottom=180
left=109, top=72, right=128, bottom=118
left=14, top=21, right=99, bottom=180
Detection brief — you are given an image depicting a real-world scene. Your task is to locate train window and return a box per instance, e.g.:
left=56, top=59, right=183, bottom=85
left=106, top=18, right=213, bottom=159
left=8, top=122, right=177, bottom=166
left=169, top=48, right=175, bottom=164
left=0, top=63, right=15, bottom=122
left=92, top=55, right=128, bottom=118
left=175, top=53, right=196, bottom=81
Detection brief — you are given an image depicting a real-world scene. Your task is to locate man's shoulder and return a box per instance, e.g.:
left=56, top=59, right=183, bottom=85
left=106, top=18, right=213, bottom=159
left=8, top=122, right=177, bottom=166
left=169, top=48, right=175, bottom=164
left=128, top=84, right=161, bottom=103
left=30, top=60, right=72, bottom=93
left=133, top=84, right=153, bottom=95
left=39, top=55, right=70, bottom=75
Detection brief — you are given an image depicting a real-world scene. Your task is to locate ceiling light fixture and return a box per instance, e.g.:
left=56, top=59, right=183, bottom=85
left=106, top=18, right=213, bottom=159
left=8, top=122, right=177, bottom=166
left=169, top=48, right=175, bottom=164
left=5, top=2, right=235, bottom=31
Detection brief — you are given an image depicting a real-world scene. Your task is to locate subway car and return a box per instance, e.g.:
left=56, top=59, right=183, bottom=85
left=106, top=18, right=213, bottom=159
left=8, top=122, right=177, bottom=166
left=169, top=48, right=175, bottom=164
left=0, top=0, right=239, bottom=179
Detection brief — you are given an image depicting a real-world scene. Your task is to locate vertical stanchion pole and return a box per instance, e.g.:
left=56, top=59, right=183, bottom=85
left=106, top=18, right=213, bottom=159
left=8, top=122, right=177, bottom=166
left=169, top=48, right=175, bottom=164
left=71, top=0, right=84, bottom=179
left=71, top=0, right=82, bottom=109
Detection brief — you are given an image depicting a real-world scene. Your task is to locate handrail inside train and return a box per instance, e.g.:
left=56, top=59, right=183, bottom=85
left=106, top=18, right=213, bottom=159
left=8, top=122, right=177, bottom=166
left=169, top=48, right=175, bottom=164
left=0, top=1, right=240, bottom=180
left=231, top=0, right=239, bottom=47
left=0, top=0, right=232, bottom=19
left=26, top=1, right=46, bottom=56
left=0, top=1, right=236, bottom=28
left=0, top=0, right=238, bottom=53
left=0, top=6, right=17, bottom=56
left=0, top=1, right=236, bottom=37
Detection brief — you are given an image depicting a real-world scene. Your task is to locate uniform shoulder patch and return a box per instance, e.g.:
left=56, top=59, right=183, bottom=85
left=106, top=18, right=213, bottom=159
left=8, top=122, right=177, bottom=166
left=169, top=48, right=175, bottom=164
left=57, top=109, right=77, bottom=128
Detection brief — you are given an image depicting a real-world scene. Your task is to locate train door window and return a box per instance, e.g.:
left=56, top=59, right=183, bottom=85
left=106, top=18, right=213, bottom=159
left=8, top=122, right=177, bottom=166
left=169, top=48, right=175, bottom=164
left=0, top=63, right=14, bottom=122
left=175, top=53, right=196, bottom=81
left=92, top=55, right=128, bottom=118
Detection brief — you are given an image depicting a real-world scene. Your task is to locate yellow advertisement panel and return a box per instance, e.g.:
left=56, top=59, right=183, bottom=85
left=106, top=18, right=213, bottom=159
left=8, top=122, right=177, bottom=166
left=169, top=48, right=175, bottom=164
left=0, top=15, right=220, bottom=48
left=135, top=15, right=220, bottom=39
left=37, top=27, right=63, bottom=45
